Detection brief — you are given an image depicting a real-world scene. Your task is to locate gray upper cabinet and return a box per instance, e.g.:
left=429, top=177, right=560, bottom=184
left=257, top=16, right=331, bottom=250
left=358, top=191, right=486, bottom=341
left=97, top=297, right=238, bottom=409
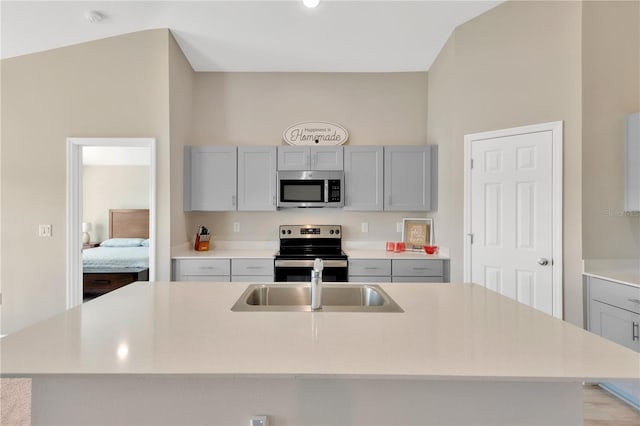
left=237, top=146, right=277, bottom=211
left=344, top=146, right=383, bottom=211
left=384, top=145, right=437, bottom=211
left=278, top=146, right=343, bottom=170
left=625, top=112, right=640, bottom=212
left=184, top=146, right=237, bottom=211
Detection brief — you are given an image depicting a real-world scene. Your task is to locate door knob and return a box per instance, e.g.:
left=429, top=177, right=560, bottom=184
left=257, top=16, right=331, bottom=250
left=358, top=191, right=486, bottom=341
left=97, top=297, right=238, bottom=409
left=537, top=258, right=549, bottom=266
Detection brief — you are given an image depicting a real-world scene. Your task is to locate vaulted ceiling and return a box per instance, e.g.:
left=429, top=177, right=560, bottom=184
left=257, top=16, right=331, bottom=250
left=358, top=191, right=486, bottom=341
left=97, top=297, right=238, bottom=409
left=1, top=1, right=502, bottom=72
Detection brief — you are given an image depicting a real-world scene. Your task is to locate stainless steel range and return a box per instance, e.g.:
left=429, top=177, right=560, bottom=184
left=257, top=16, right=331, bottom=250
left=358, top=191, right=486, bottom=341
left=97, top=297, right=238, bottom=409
left=274, top=225, right=348, bottom=282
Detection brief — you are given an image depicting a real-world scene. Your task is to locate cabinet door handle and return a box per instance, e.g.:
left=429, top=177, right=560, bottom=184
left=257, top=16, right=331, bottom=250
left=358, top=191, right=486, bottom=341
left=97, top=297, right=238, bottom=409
left=245, top=266, right=263, bottom=270
left=231, top=195, right=236, bottom=207
left=364, top=267, right=380, bottom=270
left=627, top=298, right=640, bottom=305
left=633, top=322, right=639, bottom=341
left=272, top=195, right=276, bottom=206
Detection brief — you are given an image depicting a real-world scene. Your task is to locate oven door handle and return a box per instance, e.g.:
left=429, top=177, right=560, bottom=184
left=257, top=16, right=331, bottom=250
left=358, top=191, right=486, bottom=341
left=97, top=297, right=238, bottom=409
left=275, top=259, right=348, bottom=268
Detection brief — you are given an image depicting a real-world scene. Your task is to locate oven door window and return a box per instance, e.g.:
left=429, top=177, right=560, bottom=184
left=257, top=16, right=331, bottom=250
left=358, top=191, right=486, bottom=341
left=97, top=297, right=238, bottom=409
left=275, top=266, right=347, bottom=282
left=280, top=180, right=324, bottom=202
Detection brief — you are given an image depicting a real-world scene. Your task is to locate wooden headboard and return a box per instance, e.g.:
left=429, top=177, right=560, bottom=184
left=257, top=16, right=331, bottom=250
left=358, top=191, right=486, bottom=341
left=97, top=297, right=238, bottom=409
left=109, top=209, right=149, bottom=239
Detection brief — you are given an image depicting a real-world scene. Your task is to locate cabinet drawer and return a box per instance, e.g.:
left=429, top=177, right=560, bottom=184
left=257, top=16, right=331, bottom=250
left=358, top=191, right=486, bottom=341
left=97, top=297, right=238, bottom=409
left=348, top=275, right=392, bottom=283
left=231, top=275, right=274, bottom=283
left=231, top=258, right=274, bottom=276
left=392, top=259, right=443, bottom=277
left=348, top=259, right=391, bottom=276
left=176, top=259, right=230, bottom=277
left=180, top=276, right=231, bottom=282
left=392, top=276, right=444, bottom=283
left=590, top=276, right=640, bottom=314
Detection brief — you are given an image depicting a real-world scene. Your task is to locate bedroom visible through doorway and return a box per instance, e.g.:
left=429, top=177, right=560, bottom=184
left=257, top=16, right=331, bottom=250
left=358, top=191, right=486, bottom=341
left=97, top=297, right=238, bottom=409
left=66, top=138, right=156, bottom=309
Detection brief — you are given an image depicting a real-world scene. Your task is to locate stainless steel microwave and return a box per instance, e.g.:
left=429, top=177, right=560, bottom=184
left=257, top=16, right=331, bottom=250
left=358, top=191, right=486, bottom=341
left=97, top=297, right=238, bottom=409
left=277, top=170, right=344, bottom=208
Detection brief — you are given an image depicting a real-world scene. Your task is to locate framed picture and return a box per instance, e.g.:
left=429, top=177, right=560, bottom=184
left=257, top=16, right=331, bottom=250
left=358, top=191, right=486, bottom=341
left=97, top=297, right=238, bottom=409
left=402, top=218, right=434, bottom=251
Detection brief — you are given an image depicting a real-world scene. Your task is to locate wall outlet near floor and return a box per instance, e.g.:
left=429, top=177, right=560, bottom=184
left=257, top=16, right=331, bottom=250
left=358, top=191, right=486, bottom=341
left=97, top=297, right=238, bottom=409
left=233, top=222, right=240, bottom=233
left=361, top=222, right=369, bottom=233
left=38, top=224, right=52, bottom=237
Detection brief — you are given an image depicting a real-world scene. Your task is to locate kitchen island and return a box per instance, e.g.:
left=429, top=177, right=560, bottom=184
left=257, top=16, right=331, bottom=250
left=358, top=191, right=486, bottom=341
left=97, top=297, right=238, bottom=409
left=2, top=281, right=639, bottom=425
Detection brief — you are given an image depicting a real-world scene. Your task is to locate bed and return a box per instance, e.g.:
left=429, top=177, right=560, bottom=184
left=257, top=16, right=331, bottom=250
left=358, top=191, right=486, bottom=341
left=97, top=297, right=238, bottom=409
left=82, top=209, right=150, bottom=299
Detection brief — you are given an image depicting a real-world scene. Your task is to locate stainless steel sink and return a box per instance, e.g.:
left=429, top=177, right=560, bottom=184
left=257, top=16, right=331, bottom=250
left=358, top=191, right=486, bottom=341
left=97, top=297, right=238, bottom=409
left=231, top=284, right=403, bottom=312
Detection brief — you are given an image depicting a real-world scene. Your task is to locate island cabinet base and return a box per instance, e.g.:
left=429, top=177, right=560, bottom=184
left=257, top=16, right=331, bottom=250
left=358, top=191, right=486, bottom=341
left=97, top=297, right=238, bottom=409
left=31, top=376, right=583, bottom=425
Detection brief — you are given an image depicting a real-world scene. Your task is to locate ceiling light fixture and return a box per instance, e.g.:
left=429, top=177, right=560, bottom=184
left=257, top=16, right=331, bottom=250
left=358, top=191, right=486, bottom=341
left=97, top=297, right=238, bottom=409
left=84, top=11, right=105, bottom=23
left=303, top=0, right=320, bottom=8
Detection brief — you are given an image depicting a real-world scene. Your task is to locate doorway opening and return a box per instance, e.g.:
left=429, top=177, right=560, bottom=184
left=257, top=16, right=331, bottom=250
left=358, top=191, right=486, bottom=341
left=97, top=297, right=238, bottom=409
left=66, top=138, right=156, bottom=309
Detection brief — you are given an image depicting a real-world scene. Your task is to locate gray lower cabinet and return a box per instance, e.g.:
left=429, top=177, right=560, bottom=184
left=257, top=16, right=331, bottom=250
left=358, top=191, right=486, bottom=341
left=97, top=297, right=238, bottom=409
left=172, top=259, right=231, bottom=282
left=384, top=145, right=437, bottom=211
left=237, top=146, right=277, bottom=211
left=184, top=146, right=237, bottom=211
left=231, top=258, right=274, bottom=283
left=585, top=275, right=640, bottom=408
left=348, top=259, right=391, bottom=283
left=391, top=259, right=447, bottom=283
left=586, top=276, right=640, bottom=352
left=349, top=258, right=449, bottom=283
left=277, top=146, right=343, bottom=171
left=344, top=146, right=383, bottom=211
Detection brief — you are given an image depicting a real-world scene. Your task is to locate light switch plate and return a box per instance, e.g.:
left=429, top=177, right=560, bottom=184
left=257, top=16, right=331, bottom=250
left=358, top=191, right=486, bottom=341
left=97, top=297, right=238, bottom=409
left=233, top=222, right=240, bottom=233
left=361, top=222, right=368, bottom=233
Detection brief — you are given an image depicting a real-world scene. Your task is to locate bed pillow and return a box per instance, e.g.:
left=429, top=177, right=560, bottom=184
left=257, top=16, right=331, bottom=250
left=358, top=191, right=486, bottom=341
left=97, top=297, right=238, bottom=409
left=141, top=239, right=150, bottom=247
left=100, top=238, right=145, bottom=247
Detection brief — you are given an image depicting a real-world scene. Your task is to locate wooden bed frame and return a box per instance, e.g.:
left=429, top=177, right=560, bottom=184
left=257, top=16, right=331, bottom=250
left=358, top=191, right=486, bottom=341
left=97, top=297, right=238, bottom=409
left=83, top=209, right=150, bottom=299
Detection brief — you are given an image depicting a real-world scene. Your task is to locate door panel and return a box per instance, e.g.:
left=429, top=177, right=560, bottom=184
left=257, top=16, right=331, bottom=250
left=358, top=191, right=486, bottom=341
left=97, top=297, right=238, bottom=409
left=470, top=131, right=554, bottom=315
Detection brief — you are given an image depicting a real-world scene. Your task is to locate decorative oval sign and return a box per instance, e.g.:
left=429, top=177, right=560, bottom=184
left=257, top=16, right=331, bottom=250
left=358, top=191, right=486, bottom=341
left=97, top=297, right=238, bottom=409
left=283, top=121, right=349, bottom=146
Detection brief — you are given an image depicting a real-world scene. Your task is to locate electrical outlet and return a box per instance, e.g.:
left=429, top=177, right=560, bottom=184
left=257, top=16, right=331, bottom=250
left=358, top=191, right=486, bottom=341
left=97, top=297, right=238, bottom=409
left=38, top=224, right=52, bottom=237
left=233, top=222, right=240, bottom=233
left=396, top=222, right=403, bottom=233
left=249, top=416, right=268, bottom=426
left=361, top=222, right=369, bottom=233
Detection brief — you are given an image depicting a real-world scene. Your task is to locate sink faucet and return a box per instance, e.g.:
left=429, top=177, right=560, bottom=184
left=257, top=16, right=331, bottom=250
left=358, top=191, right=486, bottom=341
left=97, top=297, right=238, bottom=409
left=311, top=258, right=323, bottom=310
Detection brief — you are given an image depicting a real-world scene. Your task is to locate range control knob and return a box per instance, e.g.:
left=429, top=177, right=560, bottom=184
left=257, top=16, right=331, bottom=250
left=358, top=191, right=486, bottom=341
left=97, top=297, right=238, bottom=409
left=281, top=230, right=286, bottom=235
left=335, top=229, right=340, bottom=235
left=287, top=230, right=292, bottom=235
left=329, top=230, right=334, bottom=235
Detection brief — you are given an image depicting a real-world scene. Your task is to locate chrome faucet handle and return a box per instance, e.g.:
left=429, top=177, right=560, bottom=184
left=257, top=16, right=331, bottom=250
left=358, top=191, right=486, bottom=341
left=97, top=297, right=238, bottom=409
left=311, top=258, right=324, bottom=311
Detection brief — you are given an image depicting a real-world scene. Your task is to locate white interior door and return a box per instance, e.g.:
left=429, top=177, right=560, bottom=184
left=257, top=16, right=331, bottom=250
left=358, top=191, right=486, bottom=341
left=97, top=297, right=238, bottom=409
left=464, top=122, right=563, bottom=318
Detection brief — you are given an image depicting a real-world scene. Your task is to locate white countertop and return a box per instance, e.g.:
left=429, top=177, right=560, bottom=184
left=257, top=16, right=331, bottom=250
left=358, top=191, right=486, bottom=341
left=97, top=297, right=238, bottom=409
left=2, top=282, right=638, bottom=381
left=583, top=259, right=640, bottom=288
left=344, top=249, right=449, bottom=260
left=172, top=243, right=449, bottom=260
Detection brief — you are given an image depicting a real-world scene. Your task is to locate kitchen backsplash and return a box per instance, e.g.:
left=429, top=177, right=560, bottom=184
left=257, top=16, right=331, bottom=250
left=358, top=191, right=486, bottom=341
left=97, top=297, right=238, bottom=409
left=186, top=210, right=434, bottom=245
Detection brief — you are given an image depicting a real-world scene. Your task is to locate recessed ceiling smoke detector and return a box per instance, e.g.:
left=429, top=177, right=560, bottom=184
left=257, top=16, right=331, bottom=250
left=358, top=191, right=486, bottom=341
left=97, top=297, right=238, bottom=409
left=85, top=11, right=105, bottom=23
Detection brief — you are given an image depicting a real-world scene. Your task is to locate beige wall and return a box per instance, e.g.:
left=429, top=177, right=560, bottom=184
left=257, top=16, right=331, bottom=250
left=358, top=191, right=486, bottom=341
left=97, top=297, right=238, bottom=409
left=0, top=29, right=172, bottom=334
left=185, top=72, right=430, bottom=243
left=83, top=165, right=150, bottom=243
left=427, top=1, right=584, bottom=325
left=191, top=72, right=428, bottom=146
left=169, top=33, right=195, bottom=248
left=582, top=0, right=640, bottom=259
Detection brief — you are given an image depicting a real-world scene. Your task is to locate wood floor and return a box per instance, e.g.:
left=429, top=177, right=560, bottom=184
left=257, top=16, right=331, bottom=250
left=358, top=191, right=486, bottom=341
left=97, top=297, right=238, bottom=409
left=584, top=384, right=640, bottom=426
